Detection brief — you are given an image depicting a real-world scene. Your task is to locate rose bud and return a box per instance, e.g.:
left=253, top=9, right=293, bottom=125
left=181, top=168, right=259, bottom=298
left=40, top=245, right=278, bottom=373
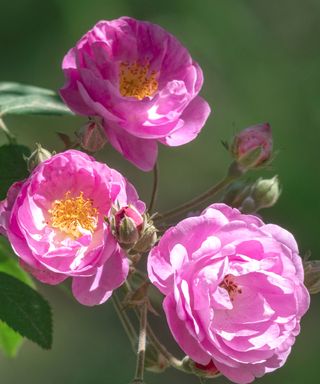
left=79, top=120, right=107, bottom=153
left=132, top=221, right=158, bottom=254
left=111, top=206, right=144, bottom=248
left=231, top=123, right=272, bottom=170
left=27, top=143, right=52, bottom=172
left=250, top=175, right=281, bottom=211
left=190, top=359, right=220, bottom=379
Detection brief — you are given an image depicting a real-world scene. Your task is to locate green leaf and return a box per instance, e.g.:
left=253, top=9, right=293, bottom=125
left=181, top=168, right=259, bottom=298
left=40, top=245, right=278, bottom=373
left=0, top=94, right=72, bottom=117
left=0, top=81, right=72, bottom=117
left=0, top=82, right=55, bottom=96
left=0, top=237, right=35, bottom=288
left=0, top=237, right=36, bottom=357
left=0, top=144, right=30, bottom=200
left=0, top=321, right=23, bottom=357
left=0, top=272, right=52, bottom=349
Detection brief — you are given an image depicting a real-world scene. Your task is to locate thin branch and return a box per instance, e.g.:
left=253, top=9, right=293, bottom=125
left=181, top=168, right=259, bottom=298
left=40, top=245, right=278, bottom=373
left=148, top=162, right=159, bottom=214
left=154, top=174, right=236, bottom=224
left=111, top=292, right=137, bottom=353
left=132, top=301, right=148, bottom=383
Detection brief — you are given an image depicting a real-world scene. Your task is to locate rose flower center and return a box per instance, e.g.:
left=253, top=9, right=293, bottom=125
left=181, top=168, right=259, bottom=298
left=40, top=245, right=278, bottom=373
left=49, top=191, right=98, bottom=239
left=219, top=274, right=242, bottom=301
left=119, top=61, right=158, bottom=100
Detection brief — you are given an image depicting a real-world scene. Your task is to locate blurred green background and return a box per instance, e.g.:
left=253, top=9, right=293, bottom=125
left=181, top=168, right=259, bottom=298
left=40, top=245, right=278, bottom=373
left=1, top=0, right=320, bottom=383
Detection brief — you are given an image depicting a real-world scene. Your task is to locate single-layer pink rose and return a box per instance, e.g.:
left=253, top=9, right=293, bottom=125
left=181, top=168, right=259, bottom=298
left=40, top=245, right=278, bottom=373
left=60, top=17, right=211, bottom=171
left=148, top=203, right=309, bottom=384
left=0, top=150, right=145, bottom=306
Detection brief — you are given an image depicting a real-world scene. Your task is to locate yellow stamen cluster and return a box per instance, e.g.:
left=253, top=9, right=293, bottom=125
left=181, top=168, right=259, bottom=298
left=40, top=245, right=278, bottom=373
left=49, top=192, right=98, bottom=239
left=119, top=61, right=158, bottom=100
left=219, top=274, right=242, bottom=301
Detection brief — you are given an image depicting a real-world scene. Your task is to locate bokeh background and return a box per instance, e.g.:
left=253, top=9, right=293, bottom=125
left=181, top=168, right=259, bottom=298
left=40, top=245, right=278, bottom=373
left=1, top=0, right=320, bottom=383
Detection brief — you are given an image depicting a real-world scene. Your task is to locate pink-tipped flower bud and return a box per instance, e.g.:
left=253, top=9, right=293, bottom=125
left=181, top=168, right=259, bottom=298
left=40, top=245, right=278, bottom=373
left=79, top=120, right=107, bottom=152
left=231, top=123, right=272, bottom=170
left=109, top=206, right=157, bottom=252
left=113, top=206, right=144, bottom=247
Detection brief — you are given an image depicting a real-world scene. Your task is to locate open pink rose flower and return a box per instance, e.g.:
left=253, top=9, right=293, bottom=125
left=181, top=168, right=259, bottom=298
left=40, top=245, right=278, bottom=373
left=60, top=17, right=211, bottom=171
left=148, top=203, right=309, bottom=384
left=0, top=150, right=145, bottom=306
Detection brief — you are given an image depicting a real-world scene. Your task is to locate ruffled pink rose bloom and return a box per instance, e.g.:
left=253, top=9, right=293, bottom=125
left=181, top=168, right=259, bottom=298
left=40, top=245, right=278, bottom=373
left=148, top=203, right=309, bottom=384
left=60, top=17, right=211, bottom=171
left=0, top=150, right=145, bottom=306
left=231, top=123, right=272, bottom=168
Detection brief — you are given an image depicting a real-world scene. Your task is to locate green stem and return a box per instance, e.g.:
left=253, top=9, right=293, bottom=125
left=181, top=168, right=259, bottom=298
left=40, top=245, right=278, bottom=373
left=154, top=173, right=237, bottom=225
left=148, top=162, right=159, bottom=214
left=0, top=118, right=16, bottom=144
left=132, top=301, right=148, bottom=383
left=145, top=322, right=185, bottom=372
left=111, top=292, right=137, bottom=353
left=124, top=281, right=188, bottom=374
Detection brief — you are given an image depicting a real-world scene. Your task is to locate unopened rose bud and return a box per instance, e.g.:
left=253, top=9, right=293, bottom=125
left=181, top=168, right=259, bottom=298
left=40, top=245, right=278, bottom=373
left=231, top=123, right=272, bottom=170
left=304, top=260, right=320, bottom=294
left=251, top=176, right=281, bottom=210
left=79, top=120, right=106, bottom=152
left=118, top=216, right=140, bottom=245
left=111, top=206, right=144, bottom=248
left=27, top=143, right=52, bottom=172
left=182, top=356, right=220, bottom=378
left=133, top=223, right=158, bottom=253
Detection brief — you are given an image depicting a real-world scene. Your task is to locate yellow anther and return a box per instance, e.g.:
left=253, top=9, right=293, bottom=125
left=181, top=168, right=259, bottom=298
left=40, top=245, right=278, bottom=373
left=119, top=60, right=158, bottom=100
left=49, top=192, right=98, bottom=239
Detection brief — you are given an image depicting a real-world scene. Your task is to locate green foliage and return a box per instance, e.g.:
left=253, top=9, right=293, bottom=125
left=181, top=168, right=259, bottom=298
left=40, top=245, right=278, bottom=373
left=0, top=321, right=23, bottom=358
left=0, top=144, right=30, bottom=200
left=0, top=237, right=35, bottom=287
left=0, top=237, right=37, bottom=357
left=0, top=82, right=72, bottom=117
left=0, top=272, right=52, bottom=350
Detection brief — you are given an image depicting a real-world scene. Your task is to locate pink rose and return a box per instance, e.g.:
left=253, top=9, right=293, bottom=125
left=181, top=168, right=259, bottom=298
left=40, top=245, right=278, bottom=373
left=0, top=181, right=23, bottom=236
left=231, top=123, right=272, bottom=168
left=0, top=150, right=145, bottom=306
left=60, top=17, right=211, bottom=171
left=148, top=203, right=309, bottom=384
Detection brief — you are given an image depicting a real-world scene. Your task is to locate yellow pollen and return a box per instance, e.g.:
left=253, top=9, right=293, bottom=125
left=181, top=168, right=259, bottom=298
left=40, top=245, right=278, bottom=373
left=49, top=192, right=98, bottom=239
left=119, top=61, right=158, bottom=100
left=219, top=274, right=242, bottom=301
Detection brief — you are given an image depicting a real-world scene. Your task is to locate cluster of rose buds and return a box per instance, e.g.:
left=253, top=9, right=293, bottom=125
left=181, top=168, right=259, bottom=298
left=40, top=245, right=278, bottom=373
left=109, top=205, right=157, bottom=253
left=0, top=16, right=317, bottom=384
left=223, top=176, right=281, bottom=213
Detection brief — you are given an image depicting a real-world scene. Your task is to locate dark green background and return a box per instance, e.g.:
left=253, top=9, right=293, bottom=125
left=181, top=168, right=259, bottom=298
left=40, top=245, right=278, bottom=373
left=0, top=0, right=319, bottom=383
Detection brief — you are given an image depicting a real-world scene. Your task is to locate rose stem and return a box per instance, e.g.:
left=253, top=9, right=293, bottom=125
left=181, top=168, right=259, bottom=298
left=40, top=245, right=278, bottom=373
left=154, top=162, right=243, bottom=224
left=132, top=301, right=148, bottom=383
left=111, top=292, right=137, bottom=353
left=148, top=162, right=159, bottom=214
left=124, top=281, right=189, bottom=374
